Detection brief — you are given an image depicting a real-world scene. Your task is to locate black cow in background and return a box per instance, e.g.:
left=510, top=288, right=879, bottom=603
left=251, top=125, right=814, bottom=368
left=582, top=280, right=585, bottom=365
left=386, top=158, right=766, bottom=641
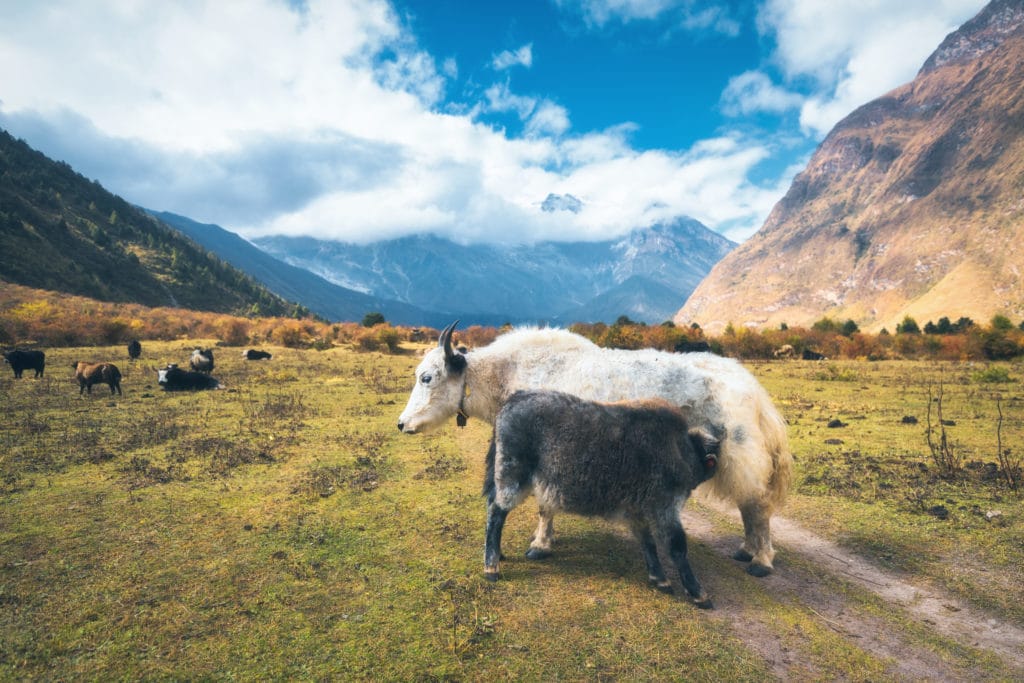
left=242, top=349, right=272, bottom=360
left=4, top=349, right=46, bottom=378
left=127, top=340, right=142, bottom=360
left=158, top=364, right=221, bottom=391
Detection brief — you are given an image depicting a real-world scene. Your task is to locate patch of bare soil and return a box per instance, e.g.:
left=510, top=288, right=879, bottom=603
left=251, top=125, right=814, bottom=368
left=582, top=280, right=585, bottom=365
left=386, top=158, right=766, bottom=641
left=684, top=499, right=1024, bottom=681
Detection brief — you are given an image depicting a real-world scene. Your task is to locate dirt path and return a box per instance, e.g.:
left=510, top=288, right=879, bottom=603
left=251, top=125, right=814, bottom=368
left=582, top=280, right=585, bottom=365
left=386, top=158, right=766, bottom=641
left=684, top=500, right=1024, bottom=680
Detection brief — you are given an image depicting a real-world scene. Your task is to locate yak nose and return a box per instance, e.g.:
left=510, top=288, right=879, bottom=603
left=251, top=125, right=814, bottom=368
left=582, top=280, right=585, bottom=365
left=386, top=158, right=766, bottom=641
left=397, top=421, right=405, bottom=432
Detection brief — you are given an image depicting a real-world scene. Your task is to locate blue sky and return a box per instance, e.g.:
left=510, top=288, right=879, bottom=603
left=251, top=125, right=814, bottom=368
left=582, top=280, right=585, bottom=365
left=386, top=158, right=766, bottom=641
left=0, top=0, right=986, bottom=244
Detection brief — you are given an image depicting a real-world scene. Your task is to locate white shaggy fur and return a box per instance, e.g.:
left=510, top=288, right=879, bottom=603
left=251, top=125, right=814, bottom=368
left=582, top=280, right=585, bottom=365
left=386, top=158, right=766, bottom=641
left=398, top=326, right=792, bottom=574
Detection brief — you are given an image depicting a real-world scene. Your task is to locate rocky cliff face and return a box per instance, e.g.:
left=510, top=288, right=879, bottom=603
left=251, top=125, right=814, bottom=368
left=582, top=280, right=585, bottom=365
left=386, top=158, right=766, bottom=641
left=677, top=0, right=1024, bottom=333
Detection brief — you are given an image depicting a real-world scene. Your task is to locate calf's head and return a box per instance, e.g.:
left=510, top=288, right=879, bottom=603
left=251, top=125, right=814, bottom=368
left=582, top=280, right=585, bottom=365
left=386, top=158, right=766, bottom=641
left=398, top=321, right=467, bottom=434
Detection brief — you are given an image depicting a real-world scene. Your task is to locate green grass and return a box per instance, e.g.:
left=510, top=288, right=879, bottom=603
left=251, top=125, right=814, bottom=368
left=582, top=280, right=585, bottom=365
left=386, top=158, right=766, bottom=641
left=1, top=347, right=1022, bottom=679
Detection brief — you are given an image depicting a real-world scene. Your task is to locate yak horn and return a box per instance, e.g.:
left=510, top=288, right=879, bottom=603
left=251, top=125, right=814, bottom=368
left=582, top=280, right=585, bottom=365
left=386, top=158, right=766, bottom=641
left=438, top=320, right=460, bottom=359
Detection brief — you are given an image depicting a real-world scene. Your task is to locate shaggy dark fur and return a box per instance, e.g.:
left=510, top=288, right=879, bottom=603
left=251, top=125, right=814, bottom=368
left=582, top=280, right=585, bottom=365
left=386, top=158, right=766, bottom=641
left=483, top=389, right=719, bottom=608
left=3, top=349, right=45, bottom=378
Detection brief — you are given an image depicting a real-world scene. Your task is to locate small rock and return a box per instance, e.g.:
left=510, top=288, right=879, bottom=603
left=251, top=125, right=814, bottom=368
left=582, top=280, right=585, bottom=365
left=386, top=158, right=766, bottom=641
left=901, top=415, right=918, bottom=425
left=827, top=419, right=847, bottom=428
left=927, top=505, right=950, bottom=520
left=985, top=510, right=1003, bottom=522
left=824, top=438, right=844, bottom=445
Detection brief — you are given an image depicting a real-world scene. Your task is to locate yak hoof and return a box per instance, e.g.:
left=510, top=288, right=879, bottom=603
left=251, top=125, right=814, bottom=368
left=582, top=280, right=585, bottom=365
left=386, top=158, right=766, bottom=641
left=648, top=579, right=674, bottom=595
left=525, top=548, right=552, bottom=560
left=483, top=571, right=501, bottom=582
left=746, top=562, right=772, bottom=578
left=693, top=597, right=714, bottom=610
left=732, top=549, right=754, bottom=563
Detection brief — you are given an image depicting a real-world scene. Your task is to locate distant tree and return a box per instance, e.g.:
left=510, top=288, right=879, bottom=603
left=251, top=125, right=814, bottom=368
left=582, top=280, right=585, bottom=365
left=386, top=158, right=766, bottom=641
left=955, top=317, right=974, bottom=331
left=615, top=315, right=637, bottom=327
left=779, top=322, right=788, bottom=331
left=840, top=319, right=860, bottom=337
left=990, top=314, right=1014, bottom=331
left=661, top=320, right=675, bottom=328
left=812, top=317, right=839, bottom=333
left=361, top=311, right=386, bottom=327
left=896, top=315, right=920, bottom=334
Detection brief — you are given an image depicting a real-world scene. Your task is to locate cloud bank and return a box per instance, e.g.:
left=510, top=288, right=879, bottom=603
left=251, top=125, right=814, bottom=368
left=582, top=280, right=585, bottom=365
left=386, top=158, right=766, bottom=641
left=0, top=0, right=986, bottom=245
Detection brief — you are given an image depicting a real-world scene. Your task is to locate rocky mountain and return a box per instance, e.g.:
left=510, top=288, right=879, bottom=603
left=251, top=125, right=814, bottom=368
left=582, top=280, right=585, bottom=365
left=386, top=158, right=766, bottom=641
left=152, top=211, right=460, bottom=327
left=253, top=218, right=734, bottom=325
left=0, top=130, right=292, bottom=317
left=677, top=0, right=1024, bottom=333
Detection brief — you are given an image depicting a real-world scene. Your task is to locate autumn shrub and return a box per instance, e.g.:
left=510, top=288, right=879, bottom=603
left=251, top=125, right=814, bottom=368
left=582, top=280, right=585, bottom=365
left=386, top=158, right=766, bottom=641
left=217, top=316, right=251, bottom=346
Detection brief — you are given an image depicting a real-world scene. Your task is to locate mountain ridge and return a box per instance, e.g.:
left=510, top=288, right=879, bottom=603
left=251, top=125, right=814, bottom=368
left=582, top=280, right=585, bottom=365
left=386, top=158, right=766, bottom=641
left=676, top=0, right=1024, bottom=333
left=254, top=218, right=735, bottom=325
left=0, top=129, right=292, bottom=317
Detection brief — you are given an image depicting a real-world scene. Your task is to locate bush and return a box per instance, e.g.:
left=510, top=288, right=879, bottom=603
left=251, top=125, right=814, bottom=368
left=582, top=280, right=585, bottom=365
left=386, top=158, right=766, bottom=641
left=972, top=366, right=1012, bottom=383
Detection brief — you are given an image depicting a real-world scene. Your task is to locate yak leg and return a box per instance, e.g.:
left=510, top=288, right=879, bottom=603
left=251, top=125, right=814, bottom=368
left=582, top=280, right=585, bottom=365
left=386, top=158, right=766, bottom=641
left=733, top=501, right=775, bottom=577
left=633, top=523, right=672, bottom=594
left=484, top=503, right=509, bottom=581
left=525, top=510, right=555, bottom=560
left=659, top=516, right=712, bottom=609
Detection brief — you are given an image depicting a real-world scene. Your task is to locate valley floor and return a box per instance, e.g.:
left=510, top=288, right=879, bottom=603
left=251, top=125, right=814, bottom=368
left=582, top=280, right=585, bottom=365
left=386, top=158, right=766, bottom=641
left=1, top=344, right=1021, bottom=679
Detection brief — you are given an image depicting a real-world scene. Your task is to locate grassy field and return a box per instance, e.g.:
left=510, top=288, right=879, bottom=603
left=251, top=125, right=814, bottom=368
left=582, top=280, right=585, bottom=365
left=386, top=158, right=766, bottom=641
left=2, top=341, right=1022, bottom=680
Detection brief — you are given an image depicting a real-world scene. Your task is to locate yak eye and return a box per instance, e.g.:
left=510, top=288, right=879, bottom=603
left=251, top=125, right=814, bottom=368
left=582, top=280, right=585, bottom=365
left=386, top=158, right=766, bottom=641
left=420, top=374, right=432, bottom=385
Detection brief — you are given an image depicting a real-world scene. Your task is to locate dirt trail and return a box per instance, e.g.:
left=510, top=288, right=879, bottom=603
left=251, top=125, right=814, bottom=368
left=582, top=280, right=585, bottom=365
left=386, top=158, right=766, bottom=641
left=684, top=500, right=1024, bottom=680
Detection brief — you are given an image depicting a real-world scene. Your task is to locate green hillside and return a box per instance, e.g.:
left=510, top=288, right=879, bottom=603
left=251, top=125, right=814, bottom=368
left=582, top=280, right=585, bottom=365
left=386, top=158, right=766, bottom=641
left=0, top=129, right=291, bottom=317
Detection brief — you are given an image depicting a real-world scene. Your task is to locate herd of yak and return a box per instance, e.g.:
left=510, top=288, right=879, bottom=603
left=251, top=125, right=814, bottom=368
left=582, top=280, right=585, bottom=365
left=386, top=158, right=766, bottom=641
left=2, top=343, right=273, bottom=393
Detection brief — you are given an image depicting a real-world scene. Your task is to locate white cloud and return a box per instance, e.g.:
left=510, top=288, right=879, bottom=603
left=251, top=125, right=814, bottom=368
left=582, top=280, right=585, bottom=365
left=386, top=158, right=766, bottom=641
left=758, top=0, right=987, bottom=136
left=720, top=70, right=804, bottom=117
left=492, top=43, right=533, bottom=70
left=555, top=0, right=739, bottom=34
left=0, top=0, right=883, bottom=250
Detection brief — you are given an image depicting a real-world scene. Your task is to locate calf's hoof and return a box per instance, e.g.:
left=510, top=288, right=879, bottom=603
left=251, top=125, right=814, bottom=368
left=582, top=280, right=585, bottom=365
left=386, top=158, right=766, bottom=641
left=746, top=562, right=772, bottom=578
left=648, top=578, right=674, bottom=595
left=692, top=597, right=714, bottom=610
left=732, top=548, right=754, bottom=563
left=524, top=548, right=552, bottom=561
left=483, top=571, right=501, bottom=582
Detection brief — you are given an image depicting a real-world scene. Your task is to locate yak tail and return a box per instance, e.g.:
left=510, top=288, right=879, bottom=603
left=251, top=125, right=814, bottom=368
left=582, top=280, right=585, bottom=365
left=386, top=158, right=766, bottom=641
left=758, top=394, right=792, bottom=513
left=482, top=438, right=497, bottom=501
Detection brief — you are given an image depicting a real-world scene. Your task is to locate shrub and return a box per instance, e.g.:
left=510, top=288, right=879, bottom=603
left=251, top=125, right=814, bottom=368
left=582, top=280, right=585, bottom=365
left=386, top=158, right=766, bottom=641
left=972, top=366, right=1012, bottom=383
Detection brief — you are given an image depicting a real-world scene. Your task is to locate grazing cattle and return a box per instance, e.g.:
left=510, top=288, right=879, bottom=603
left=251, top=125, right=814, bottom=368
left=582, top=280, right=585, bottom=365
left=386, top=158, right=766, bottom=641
left=773, top=344, right=795, bottom=359
left=72, top=361, right=122, bottom=395
left=157, top=364, right=221, bottom=391
left=242, top=349, right=272, bottom=360
left=675, top=339, right=712, bottom=353
left=399, top=322, right=791, bottom=577
left=3, top=349, right=45, bottom=378
left=190, top=348, right=214, bottom=373
left=483, top=390, right=719, bottom=608
left=802, top=348, right=826, bottom=361
left=127, top=339, right=142, bottom=360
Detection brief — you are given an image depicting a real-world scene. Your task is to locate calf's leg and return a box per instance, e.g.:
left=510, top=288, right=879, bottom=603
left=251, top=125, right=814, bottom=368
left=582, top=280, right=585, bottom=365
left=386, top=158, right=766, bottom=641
left=484, top=503, right=509, bottom=581
left=526, top=510, right=555, bottom=560
left=632, top=523, right=672, bottom=594
left=659, top=516, right=713, bottom=609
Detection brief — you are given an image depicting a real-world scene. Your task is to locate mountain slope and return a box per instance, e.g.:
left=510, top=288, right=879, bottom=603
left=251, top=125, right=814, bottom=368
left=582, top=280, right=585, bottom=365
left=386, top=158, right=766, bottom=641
left=677, top=0, right=1024, bottom=333
left=0, top=130, right=291, bottom=316
left=254, top=218, right=734, bottom=324
left=152, top=211, right=453, bottom=326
